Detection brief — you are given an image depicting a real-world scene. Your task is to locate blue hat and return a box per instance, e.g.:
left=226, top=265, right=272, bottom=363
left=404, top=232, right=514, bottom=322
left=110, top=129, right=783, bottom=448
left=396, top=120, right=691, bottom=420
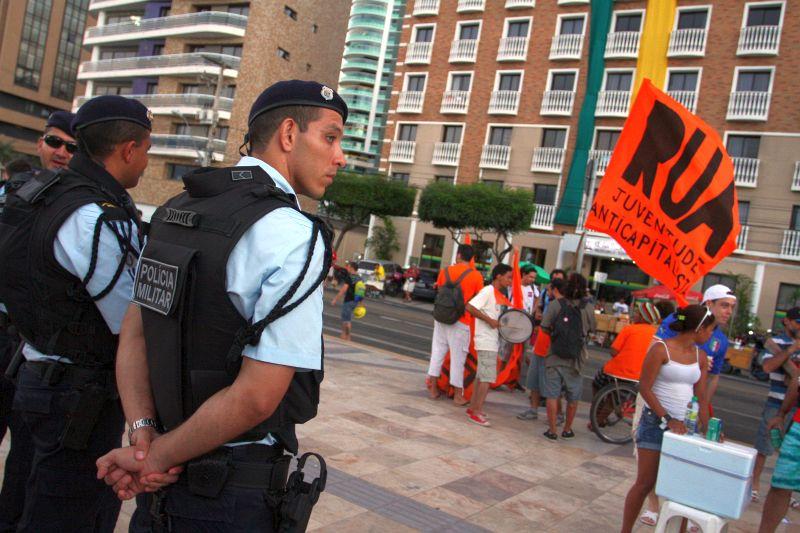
left=248, top=80, right=348, bottom=126
left=45, top=111, right=76, bottom=136
left=72, top=95, right=152, bottom=132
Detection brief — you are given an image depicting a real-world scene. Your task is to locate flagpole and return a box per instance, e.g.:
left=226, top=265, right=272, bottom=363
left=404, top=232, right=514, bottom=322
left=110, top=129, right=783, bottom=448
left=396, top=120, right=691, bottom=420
left=573, top=158, right=597, bottom=273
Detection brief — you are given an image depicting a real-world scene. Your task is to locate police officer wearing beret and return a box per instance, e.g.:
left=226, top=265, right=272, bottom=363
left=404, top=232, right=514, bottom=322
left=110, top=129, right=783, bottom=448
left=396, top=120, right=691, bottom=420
left=96, top=80, right=346, bottom=532
left=0, top=95, right=151, bottom=532
left=0, top=109, right=78, bottom=532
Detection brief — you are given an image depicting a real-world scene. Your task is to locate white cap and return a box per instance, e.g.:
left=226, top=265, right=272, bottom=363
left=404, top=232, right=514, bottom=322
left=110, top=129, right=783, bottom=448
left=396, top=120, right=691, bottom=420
left=703, top=284, right=736, bottom=303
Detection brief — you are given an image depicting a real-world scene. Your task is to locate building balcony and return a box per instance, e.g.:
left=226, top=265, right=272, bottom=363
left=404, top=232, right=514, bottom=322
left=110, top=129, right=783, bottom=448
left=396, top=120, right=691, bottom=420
left=341, top=58, right=379, bottom=73
left=589, top=149, right=612, bottom=176
left=737, top=25, right=781, bottom=56
left=782, top=230, right=800, bottom=260
left=389, top=140, right=416, bottom=163
left=480, top=144, right=511, bottom=169
left=351, top=3, right=387, bottom=17
left=667, top=90, right=698, bottom=114
left=488, top=90, right=520, bottom=114
left=339, top=70, right=377, bottom=85
left=732, top=157, right=759, bottom=187
left=413, top=0, right=440, bottom=16
left=793, top=162, right=800, bottom=191
left=595, top=90, right=631, bottom=117
left=457, top=0, right=485, bottom=13
left=77, top=53, right=240, bottom=80
left=668, top=28, right=707, bottom=57
left=736, top=224, right=750, bottom=251
left=405, top=41, right=432, bottom=64
left=557, top=0, right=588, bottom=4
left=531, top=204, right=556, bottom=230
left=506, top=0, right=535, bottom=8
left=346, top=29, right=383, bottom=45
left=75, top=93, right=234, bottom=120
left=397, top=91, right=424, bottom=113
left=83, top=12, right=247, bottom=45
left=531, top=147, right=565, bottom=173
left=497, top=36, right=529, bottom=61
left=605, top=31, right=641, bottom=59
left=550, top=33, right=583, bottom=60
left=440, top=90, right=470, bottom=114
left=346, top=42, right=381, bottom=58
left=449, top=39, right=478, bottom=63
left=350, top=14, right=387, bottom=31
left=727, top=91, right=771, bottom=121
left=432, top=142, right=462, bottom=166
left=89, top=0, right=147, bottom=10
left=149, top=134, right=226, bottom=162
left=540, top=90, right=575, bottom=116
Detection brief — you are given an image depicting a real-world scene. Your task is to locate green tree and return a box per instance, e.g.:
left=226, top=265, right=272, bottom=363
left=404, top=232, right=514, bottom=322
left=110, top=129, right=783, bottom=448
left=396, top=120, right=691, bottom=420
left=728, top=273, right=761, bottom=338
left=365, top=216, right=400, bottom=260
left=417, top=182, right=534, bottom=263
left=320, top=172, right=415, bottom=252
left=0, top=141, right=16, bottom=165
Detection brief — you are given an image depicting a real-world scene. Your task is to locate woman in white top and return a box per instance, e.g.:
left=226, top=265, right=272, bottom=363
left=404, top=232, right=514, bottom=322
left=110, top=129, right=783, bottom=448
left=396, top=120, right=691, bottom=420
left=621, top=304, right=715, bottom=533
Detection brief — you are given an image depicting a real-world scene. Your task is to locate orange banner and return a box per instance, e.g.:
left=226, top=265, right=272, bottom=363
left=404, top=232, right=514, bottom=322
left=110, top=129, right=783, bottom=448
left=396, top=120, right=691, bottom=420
left=584, top=79, right=739, bottom=305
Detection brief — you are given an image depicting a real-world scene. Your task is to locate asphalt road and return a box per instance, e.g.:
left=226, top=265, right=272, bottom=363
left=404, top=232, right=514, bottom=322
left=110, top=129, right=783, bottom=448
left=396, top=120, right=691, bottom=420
left=323, top=289, right=769, bottom=444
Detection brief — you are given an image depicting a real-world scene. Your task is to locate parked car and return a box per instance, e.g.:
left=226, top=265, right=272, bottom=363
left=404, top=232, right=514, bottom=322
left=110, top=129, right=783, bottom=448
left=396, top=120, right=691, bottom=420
left=411, top=268, right=439, bottom=301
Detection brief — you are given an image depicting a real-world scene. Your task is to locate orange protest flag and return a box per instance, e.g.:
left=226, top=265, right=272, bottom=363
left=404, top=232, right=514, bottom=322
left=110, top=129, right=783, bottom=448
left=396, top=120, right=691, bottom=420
left=584, top=79, right=739, bottom=305
left=493, top=249, right=524, bottom=389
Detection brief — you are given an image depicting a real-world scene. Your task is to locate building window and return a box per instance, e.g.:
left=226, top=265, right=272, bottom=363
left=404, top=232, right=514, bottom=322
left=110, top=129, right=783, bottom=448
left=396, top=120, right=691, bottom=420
left=391, top=172, right=409, bottom=184
left=50, top=0, right=89, bottom=101
left=435, top=175, right=454, bottom=184
left=168, top=163, right=201, bottom=180
left=94, top=83, right=132, bottom=95
left=726, top=135, right=760, bottom=158
left=774, top=283, right=800, bottom=332
left=505, top=19, right=530, bottom=38
left=482, top=179, right=503, bottom=189
left=604, top=71, right=633, bottom=91
left=488, top=126, right=512, bottom=146
left=559, top=16, right=585, bottom=35
left=99, top=48, right=137, bottom=60
left=667, top=70, right=699, bottom=91
left=414, top=26, right=434, bottom=43
left=746, top=4, right=782, bottom=26
left=520, top=246, right=546, bottom=266
left=701, top=273, right=737, bottom=294
left=176, top=124, right=210, bottom=137
left=311, top=23, right=318, bottom=33
left=158, top=6, right=171, bottom=16
left=738, top=200, right=750, bottom=225
left=541, top=128, right=567, bottom=148
left=15, top=0, right=53, bottom=90
left=397, top=124, right=417, bottom=141
left=441, top=125, right=462, bottom=143
left=459, top=22, right=479, bottom=40
left=405, top=74, right=426, bottom=92
left=449, top=73, right=472, bottom=91
left=676, top=8, right=708, bottom=29
left=228, top=4, right=250, bottom=16
left=614, top=12, right=643, bottom=32
left=152, top=44, right=164, bottom=56
left=595, top=129, right=621, bottom=151
left=217, top=126, right=229, bottom=141
left=534, top=184, right=557, bottom=205
left=497, top=72, right=521, bottom=91
left=549, top=71, right=576, bottom=91
left=735, top=69, right=772, bottom=92
left=277, top=47, right=290, bottom=60
left=284, top=5, right=297, bottom=20
left=792, top=205, right=800, bottom=231
left=191, top=44, right=243, bottom=57
left=420, top=233, right=444, bottom=269
left=145, top=82, right=158, bottom=94
left=222, top=85, right=236, bottom=98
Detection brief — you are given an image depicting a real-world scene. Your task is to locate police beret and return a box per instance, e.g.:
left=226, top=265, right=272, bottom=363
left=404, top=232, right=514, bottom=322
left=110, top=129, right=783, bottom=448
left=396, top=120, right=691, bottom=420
left=45, top=111, right=76, bottom=136
left=248, top=80, right=348, bottom=126
left=72, top=95, right=152, bottom=132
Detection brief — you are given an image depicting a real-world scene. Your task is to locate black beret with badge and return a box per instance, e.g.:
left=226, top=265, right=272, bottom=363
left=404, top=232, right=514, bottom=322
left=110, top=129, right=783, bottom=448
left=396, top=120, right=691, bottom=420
left=71, top=95, right=153, bottom=132
left=248, top=80, right=348, bottom=126
left=45, top=111, right=77, bottom=136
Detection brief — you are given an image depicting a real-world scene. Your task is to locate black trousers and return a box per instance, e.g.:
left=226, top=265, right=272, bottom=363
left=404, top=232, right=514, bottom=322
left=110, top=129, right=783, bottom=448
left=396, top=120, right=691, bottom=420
left=11, top=363, right=124, bottom=533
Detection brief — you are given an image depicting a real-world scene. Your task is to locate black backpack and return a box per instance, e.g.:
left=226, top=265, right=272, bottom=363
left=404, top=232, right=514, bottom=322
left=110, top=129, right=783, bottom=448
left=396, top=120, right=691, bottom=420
left=432, top=268, right=473, bottom=324
left=550, top=298, right=586, bottom=360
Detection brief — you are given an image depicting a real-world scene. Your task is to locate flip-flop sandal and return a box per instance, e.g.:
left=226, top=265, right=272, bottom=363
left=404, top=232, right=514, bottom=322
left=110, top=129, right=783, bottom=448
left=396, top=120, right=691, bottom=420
left=791, top=498, right=800, bottom=510
left=638, top=510, right=658, bottom=526
left=751, top=490, right=760, bottom=503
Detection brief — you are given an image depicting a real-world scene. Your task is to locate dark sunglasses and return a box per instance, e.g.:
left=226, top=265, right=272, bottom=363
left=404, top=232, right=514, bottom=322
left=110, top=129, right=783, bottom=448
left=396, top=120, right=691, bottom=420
left=43, top=135, right=78, bottom=154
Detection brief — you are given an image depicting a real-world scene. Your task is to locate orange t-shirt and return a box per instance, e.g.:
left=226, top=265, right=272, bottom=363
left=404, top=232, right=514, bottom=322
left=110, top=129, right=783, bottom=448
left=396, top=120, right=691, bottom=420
left=603, top=323, right=657, bottom=381
left=436, top=263, right=485, bottom=326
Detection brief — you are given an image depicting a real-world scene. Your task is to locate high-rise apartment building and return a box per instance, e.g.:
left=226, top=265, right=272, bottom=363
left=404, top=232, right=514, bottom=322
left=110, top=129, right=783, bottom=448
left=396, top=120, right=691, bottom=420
left=77, top=0, right=349, bottom=212
left=374, top=0, right=799, bottom=330
left=338, top=0, right=407, bottom=171
left=0, top=0, right=94, bottom=159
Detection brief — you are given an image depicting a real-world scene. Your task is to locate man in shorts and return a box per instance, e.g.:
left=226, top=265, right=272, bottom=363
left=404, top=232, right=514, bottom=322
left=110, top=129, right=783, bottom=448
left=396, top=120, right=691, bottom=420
left=758, top=380, right=800, bottom=533
left=464, top=264, right=513, bottom=426
left=331, top=261, right=362, bottom=341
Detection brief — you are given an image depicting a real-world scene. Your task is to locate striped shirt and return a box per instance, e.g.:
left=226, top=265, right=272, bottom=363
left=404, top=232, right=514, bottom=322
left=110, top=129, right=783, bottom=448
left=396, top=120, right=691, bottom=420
left=762, top=333, right=800, bottom=406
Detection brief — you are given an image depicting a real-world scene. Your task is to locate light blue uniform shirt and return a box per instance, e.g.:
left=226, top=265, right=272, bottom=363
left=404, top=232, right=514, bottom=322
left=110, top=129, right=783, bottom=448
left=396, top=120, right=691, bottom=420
left=23, top=204, right=140, bottom=362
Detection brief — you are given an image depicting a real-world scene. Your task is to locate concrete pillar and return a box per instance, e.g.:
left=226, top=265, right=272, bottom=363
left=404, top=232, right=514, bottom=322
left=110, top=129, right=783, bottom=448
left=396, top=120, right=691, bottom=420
left=403, top=217, right=417, bottom=268
left=751, top=261, right=765, bottom=316
left=363, top=214, right=376, bottom=259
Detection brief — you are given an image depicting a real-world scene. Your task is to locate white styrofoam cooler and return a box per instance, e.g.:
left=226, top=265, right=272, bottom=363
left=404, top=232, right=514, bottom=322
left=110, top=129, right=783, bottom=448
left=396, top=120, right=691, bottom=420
left=655, top=432, right=757, bottom=520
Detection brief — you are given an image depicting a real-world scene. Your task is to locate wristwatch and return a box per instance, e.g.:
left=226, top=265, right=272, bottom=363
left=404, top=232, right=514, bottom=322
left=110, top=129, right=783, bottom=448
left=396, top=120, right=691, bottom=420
left=660, top=413, right=673, bottom=429
left=128, top=418, right=161, bottom=439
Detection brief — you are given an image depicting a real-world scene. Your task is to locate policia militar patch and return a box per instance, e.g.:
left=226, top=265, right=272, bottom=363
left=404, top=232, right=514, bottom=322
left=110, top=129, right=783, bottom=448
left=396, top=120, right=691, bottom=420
left=133, top=258, right=179, bottom=315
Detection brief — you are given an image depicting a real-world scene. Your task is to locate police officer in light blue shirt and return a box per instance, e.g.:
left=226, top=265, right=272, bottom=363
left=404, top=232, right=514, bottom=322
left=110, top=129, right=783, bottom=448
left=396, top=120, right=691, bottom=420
left=0, top=96, right=150, bottom=531
left=98, top=80, right=347, bottom=532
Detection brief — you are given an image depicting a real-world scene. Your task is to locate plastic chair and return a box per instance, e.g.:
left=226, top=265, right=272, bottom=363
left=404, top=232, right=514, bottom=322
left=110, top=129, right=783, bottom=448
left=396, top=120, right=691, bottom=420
left=655, top=501, right=730, bottom=533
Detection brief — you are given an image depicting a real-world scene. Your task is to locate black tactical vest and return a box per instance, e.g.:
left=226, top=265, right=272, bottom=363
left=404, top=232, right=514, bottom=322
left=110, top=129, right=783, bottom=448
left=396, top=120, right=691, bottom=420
left=135, top=166, right=331, bottom=451
left=0, top=168, right=136, bottom=367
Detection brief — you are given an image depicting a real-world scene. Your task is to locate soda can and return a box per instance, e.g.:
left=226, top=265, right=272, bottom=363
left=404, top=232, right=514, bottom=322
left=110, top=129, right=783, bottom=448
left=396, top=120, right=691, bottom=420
left=706, top=418, right=721, bottom=442
left=770, top=427, right=784, bottom=450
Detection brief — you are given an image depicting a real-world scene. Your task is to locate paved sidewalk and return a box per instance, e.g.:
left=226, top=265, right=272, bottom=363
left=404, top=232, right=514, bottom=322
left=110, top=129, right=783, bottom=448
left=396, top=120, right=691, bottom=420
left=1, top=336, right=797, bottom=532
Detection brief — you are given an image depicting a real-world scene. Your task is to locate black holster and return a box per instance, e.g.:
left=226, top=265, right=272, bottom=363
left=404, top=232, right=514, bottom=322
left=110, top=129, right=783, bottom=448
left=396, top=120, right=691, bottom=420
left=186, top=448, right=232, bottom=498
left=277, top=453, right=327, bottom=532
left=60, top=382, right=109, bottom=450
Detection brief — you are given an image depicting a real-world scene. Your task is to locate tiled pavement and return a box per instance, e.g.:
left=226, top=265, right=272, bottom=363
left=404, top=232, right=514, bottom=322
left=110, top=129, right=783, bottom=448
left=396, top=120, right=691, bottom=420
left=1, top=336, right=798, bottom=532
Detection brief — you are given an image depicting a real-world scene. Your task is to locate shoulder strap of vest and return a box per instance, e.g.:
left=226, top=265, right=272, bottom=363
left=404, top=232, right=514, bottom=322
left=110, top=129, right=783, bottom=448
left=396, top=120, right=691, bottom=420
left=14, top=170, right=61, bottom=203
left=225, top=213, right=333, bottom=372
